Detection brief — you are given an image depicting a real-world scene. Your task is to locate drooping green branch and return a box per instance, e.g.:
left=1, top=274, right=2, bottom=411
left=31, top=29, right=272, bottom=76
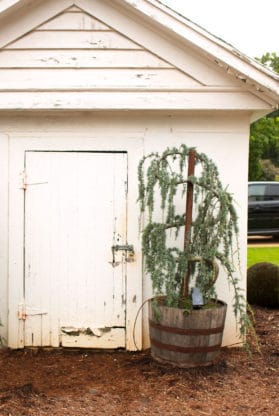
left=138, top=144, right=250, bottom=347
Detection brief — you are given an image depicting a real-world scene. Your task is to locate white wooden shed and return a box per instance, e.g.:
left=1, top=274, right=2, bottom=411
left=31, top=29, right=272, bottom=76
left=0, top=0, right=278, bottom=350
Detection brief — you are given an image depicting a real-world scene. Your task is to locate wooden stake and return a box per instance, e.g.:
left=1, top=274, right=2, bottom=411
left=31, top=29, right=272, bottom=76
left=181, top=149, right=196, bottom=298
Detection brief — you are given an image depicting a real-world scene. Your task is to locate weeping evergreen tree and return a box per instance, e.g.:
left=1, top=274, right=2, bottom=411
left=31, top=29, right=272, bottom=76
left=138, top=144, right=250, bottom=343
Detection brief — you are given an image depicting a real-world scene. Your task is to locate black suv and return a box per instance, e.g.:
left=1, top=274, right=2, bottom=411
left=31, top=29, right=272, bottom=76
left=248, top=181, right=279, bottom=237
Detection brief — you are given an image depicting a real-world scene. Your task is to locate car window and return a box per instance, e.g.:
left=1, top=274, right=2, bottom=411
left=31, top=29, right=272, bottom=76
left=266, top=184, right=279, bottom=201
left=248, top=184, right=266, bottom=201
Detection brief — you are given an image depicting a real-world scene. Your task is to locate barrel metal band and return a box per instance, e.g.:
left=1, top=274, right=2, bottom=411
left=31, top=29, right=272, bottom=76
left=149, top=319, right=224, bottom=336
left=150, top=337, right=222, bottom=354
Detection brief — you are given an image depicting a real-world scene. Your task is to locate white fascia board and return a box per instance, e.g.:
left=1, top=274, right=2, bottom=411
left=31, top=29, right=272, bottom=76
left=0, top=0, right=21, bottom=13
left=117, top=0, right=279, bottom=103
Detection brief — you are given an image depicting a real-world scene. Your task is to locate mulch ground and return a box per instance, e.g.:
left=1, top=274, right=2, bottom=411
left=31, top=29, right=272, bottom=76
left=0, top=305, right=278, bottom=416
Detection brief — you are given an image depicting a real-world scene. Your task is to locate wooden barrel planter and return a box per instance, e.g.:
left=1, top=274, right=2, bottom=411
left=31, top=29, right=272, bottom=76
left=148, top=299, right=227, bottom=368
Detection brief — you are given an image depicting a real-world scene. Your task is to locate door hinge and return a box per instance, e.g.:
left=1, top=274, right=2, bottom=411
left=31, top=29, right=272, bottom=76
left=18, top=304, right=27, bottom=320
left=20, top=170, right=27, bottom=190
left=20, top=170, right=48, bottom=190
left=18, top=304, right=48, bottom=320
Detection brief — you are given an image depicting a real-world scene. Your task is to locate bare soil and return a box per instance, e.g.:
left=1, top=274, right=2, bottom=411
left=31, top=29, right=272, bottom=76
left=0, top=306, right=278, bottom=416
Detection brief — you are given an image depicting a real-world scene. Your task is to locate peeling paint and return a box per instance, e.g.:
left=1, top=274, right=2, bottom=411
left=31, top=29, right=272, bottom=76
left=61, top=327, right=80, bottom=336
left=61, top=326, right=112, bottom=338
left=132, top=295, right=137, bottom=303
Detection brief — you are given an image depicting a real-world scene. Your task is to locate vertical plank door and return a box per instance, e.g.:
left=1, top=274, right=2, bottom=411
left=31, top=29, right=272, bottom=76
left=24, top=151, right=127, bottom=348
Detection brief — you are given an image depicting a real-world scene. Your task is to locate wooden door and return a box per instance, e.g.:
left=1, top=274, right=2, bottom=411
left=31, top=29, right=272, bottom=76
left=24, top=151, right=127, bottom=348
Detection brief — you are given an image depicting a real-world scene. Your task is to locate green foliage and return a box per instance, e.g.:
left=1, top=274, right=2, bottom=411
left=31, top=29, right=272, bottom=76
left=249, top=116, right=279, bottom=180
left=249, top=53, right=279, bottom=180
left=247, top=262, right=279, bottom=307
left=249, top=135, right=264, bottom=180
left=256, top=52, right=279, bottom=73
left=138, top=144, right=249, bottom=343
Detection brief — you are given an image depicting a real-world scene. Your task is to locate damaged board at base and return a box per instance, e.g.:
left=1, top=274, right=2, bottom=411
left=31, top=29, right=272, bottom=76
left=60, top=326, right=125, bottom=348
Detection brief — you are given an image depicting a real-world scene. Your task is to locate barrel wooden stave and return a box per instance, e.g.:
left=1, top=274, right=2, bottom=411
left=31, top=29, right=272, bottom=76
left=148, top=300, right=227, bottom=368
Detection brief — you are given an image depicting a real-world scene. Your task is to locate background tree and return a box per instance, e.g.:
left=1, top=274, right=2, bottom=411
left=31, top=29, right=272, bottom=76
left=249, top=53, right=279, bottom=181
left=258, top=52, right=279, bottom=73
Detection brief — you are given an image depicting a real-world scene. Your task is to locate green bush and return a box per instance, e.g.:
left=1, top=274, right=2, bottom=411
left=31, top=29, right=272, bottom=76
left=247, top=262, right=279, bottom=307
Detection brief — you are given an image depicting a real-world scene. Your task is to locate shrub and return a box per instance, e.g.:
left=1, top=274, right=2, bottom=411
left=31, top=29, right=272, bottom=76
left=247, top=262, right=279, bottom=307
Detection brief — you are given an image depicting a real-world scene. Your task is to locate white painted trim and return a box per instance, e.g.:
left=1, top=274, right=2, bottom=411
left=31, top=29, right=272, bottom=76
left=113, top=0, right=279, bottom=100
left=0, top=133, right=9, bottom=342
left=8, top=139, right=25, bottom=348
left=0, top=91, right=273, bottom=111
left=8, top=135, right=143, bottom=350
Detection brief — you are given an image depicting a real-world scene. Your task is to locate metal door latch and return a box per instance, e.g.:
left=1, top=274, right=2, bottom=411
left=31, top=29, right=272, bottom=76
left=111, top=244, right=135, bottom=266
left=112, top=244, right=134, bottom=253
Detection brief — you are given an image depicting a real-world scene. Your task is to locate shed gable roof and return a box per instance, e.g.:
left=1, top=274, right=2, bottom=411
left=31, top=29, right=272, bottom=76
left=0, top=0, right=277, bottom=114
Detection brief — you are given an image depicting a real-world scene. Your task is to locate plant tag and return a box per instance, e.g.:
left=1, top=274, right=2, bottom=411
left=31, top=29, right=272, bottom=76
left=191, top=287, right=204, bottom=307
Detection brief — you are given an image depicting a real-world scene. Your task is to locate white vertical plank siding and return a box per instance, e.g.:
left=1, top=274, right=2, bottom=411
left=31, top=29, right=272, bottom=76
left=24, top=151, right=127, bottom=348
left=7, top=132, right=143, bottom=350
left=4, top=113, right=251, bottom=349
left=0, top=134, right=9, bottom=341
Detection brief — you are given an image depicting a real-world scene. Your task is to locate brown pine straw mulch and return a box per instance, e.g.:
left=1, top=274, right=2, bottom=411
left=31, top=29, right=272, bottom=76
left=0, top=305, right=278, bottom=416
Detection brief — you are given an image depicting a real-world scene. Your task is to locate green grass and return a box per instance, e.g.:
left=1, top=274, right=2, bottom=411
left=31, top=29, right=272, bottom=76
left=247, top=247, right=279, bottom=268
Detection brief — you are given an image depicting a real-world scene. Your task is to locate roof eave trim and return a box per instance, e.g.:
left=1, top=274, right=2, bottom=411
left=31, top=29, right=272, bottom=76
left=116, top=0, right=279, bottom=100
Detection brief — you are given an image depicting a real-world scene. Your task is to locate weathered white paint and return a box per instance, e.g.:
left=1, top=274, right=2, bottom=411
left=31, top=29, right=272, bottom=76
left=113, top=0, right=279, bottom=101
left=0, top=0, right=278, bottom=352
left=8, top=31, right=139, bottom=49
left=0, top=0, right=275, bottom=112
left=0, top=91, right=271, bottom=111
left=0, top=68, right=200, bottom=90
left=0, top=112, right=250, bottom=350
left=0, top=0, right=277, bottom=103
left=0, top=0, right=74, bottom=48
left=7, top=126, right=143, bottom=350
left=24, top=151, right=127, bottom=348
left=6, top=6, right=240, bottom=88
left=39, top=11, right=111, bottom=31
left=0, top=50, right=172, bottom=68
left=0, top=134, right=9, bottom=342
